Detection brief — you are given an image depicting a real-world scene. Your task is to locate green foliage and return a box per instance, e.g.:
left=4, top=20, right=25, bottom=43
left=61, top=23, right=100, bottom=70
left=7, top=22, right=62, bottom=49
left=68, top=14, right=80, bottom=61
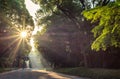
left=33, top=0, right=84, bottom=29
left=83, top=2, right=120, bottom=51
left=0, top=0, right=33, bottom=27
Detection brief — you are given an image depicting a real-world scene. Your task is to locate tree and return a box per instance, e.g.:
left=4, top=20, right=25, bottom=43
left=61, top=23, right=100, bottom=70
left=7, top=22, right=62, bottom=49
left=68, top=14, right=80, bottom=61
left=0, top=0, right=33, bottom=68
left=31, top=0, right=113, bottom=68
left=83, top=1, right=120, bottom=51
left=32, top=0, right=88, bottom=67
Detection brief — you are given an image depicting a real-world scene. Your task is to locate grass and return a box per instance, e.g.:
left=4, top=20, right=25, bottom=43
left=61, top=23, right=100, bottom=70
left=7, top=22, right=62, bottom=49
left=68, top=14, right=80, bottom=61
left=0, top=68, right=16, bottom=73
left=54, top=67, right=120, bottom=79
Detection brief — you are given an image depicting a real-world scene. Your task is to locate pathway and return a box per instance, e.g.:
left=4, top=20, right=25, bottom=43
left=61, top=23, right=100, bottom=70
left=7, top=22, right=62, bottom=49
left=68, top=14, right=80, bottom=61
left=0, top=69, right=90, bottom=79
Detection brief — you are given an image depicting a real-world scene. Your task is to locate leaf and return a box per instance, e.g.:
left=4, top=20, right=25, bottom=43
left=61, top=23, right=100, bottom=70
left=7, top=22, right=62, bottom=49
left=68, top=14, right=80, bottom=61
left=83, top=1, right=120, bottom=51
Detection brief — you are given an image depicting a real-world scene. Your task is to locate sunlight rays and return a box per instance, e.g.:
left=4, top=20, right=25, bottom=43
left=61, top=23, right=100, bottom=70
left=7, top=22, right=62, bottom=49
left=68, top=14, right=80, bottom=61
left=2, top=37, right=20, bottom=53
left=0, top=26, right=30, bottom=64
left=9, top=38, right=23, bottom=62
left=24, top=0, right=51, bottom=70
left=0, top=0, right=46, bottom=69
left=0, top=0, right=51, bottom=69
left=30, top=37, right=35, bottom=51
left=0, top=34, right=19, bottom=40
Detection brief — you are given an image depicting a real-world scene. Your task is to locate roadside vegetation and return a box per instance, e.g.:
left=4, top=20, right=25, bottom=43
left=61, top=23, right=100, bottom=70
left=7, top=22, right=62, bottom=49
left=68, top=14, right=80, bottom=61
left=54, top=67, right=120, bottom=79
left=0, top=68, right=12, bottom=73
left=0, top=68, right=18, bottom=73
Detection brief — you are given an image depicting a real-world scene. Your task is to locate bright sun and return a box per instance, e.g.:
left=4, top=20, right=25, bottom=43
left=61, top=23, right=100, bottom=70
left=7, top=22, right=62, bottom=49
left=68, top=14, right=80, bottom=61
left=20, top=31, right=27, bottom=38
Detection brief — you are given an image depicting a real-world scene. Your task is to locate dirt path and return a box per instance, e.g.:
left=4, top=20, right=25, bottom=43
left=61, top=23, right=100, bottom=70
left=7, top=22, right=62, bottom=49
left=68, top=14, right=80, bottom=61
left=0, top=69, right=90, bottom=79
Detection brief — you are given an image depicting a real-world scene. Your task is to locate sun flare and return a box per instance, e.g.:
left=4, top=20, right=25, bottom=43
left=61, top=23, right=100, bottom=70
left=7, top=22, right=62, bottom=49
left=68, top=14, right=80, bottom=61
left=20, top=31, right=27, bottom=38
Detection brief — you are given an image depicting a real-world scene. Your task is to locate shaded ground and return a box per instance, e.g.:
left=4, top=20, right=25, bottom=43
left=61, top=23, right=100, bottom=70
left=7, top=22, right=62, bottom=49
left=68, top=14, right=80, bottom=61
left=0, top=68, right=90, bottom=79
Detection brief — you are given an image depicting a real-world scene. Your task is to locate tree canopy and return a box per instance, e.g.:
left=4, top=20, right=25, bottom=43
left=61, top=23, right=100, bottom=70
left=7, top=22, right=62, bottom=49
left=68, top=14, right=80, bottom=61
left=83, top=1, right=120, bottom=51
left=33, top=0, right=112, bottom=30
left=33, top=0, right=87, bottom=29
left=0, top=0, right=33, bottom=29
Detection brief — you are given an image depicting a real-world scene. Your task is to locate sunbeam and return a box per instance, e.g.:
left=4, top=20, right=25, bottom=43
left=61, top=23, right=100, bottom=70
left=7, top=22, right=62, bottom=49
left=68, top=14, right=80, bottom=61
left=2, top=37, right=20, bottom=54
left=25, top=0, right=51, bottom=70
left=0, top=24, right=31, bottom=67
left=0, top=34, right=19, bottom=40
left=9, top=38, right=23, bottom=63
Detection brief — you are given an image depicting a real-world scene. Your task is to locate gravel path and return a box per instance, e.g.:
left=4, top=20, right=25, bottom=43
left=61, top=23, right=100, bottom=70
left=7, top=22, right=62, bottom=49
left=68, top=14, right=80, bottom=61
left=0, top=69, right=90, bottom=79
